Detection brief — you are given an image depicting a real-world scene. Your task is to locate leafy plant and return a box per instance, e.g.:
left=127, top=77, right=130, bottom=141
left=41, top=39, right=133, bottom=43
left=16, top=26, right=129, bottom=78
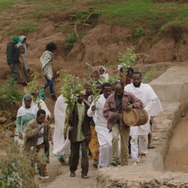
left=64, top=32, right=77, bottom=50
left=134, top=26, right=145, bottom=38
left=91, top=83, right=101, bottom=103
left=75, top=8, right=96, bottom=24
left=0, top=133, right=38, bottom=188
left=143, top=69, right=156, bottom=83
left=58, top=70, right=85, bottom=113
left=58, top=70, right=86, bottom=137
left=76, top=11, right=90, bottom=21
left=0, top=77, right=23, bottom=110
left=24, top=72, right=42, bottom=95
left=108, top=75, right=119, bottom=85
left=24, top=71, right=43, bottom=103
left=118, top=47, right=139, bottom=74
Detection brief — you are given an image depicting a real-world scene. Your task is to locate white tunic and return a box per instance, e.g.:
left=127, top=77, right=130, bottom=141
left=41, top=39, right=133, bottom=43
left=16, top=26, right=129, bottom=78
left=37, top=99, right=51, bottom=120
left=87, top=94, right=112, bottom=146
left=124, top=83, right=163, bottom=136
left=53, top=95, right=70, bottom=156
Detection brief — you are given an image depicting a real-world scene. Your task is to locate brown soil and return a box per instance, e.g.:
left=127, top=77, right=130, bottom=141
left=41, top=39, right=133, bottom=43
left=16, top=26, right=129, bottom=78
left=39, top=155, right=97, bottom=188
left=165, top=113, right=188, bottom=173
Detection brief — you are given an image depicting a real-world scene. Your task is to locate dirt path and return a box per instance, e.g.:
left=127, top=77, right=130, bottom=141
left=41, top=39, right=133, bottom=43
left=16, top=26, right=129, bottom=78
left=38, top=154, right=97, bottom=188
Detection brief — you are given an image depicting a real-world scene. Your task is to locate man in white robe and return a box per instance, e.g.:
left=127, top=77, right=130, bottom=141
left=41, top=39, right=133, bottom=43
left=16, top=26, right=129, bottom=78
left=53, top=95, right=70, bottom=164
left=87, top=83, right=112, bottom=168
left=124, top=72, right=163, bottom=165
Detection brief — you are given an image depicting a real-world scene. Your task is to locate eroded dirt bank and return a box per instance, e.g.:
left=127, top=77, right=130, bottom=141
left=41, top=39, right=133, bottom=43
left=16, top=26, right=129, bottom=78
left=165, top=114, right=188, bottom=173
left=1, top=24, right=188, bottom=81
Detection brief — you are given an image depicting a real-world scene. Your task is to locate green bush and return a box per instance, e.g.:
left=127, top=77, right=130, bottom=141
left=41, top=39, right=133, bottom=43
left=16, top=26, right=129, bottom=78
left=0, top=134, right=38, bottom=188
left=0, top=77, right=23, bottom=110
left=143, top=69, right=156, bottom=83
left=134, top=26, right=145, bottom=38
left=64, top=32, right=77, bottom=50
left=118, top=47, right=138, bottom=73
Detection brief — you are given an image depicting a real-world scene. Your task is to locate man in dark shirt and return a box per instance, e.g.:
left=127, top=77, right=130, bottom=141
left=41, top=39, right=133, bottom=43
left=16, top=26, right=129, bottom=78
left=103, top=82, right=143, bottom=166
left=69, top=90, right=91, bottom=179
left=6, top=36, right=20, bottom=81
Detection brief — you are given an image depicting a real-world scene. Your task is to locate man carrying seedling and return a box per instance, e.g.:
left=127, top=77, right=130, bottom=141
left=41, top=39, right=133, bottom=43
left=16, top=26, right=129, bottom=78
left=69, top=90, right=91, bottom=179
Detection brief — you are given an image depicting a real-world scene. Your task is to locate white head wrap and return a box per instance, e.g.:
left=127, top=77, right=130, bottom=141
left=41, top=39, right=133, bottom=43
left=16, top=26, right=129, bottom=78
left=98, top=66, right=106, bottom=74
left=19, top=36, right=26, bottom=43
left=19, top=36, right=27, bottom=52
left=16, top=94, right=38, bottom=117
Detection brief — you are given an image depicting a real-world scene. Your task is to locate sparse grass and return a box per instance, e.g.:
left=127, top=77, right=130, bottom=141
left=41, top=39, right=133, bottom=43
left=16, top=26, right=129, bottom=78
left=0, top=20, right=12, bottom=27
left=24, top=0, right=56, bottom=3
left=9, top=23, right=39, bottom=34
left=57, top=1, right=75, bottom=9
left=0, top=0, right=16, bottom=10
left=96, top=0, right=188, bottom=29
left=34, top=7, right=54, bottom=19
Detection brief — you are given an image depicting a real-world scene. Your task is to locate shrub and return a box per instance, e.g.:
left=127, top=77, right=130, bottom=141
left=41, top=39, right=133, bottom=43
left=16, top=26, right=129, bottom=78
left=64, top=32, right=77, bottom=50
left=24, top=72, right=43, bottom=95
left=0, top=133, right=38, bottom=188
left=118, top=47, right=139, bottom=73
left=0, top=77, right=23, bottom=110
left=143, top=69, right=156, bottom=83
left=134, top=26, right=145, bottom=38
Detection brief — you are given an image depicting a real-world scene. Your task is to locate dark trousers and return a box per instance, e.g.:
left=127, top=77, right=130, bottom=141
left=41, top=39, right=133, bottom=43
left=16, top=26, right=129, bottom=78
left=69, top=140, right=89, bottom=175
left=43, top=76, right=55, bottom=95
left=10, top=64, right=20, bottom=81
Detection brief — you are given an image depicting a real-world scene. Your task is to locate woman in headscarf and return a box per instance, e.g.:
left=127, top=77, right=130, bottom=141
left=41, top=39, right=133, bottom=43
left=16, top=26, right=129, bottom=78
left=98, top=66, right=109, bottom=82
left=32, top=90, right=51, bottom=121
left=15, top=94, right=38, bottom=145
left=17, top=42, right=29, bottom=85
left=17, top=36, right=30, bottom=73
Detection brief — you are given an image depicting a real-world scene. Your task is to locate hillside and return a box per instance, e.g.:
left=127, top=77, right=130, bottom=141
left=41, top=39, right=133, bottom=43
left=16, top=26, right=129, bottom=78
left=0, top=0, right=188, bottom=77
left=0, top=0, right=188, bottom=92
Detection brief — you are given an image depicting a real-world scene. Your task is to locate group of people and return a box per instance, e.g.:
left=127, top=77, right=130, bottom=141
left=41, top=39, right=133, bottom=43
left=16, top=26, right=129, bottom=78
left=10, top=37, right=162, bottom=180
left=42, top=69, right=162, bottom=179
left=6, top=36, right=57, bottom=101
